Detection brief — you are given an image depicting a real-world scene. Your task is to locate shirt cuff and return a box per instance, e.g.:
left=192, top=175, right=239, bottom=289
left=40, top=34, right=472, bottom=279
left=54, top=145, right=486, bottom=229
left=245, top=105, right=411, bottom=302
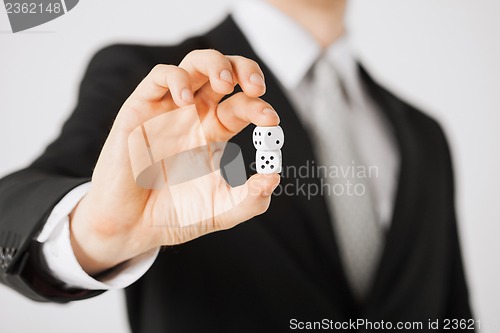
left=36, top=182, right=160, bottom=290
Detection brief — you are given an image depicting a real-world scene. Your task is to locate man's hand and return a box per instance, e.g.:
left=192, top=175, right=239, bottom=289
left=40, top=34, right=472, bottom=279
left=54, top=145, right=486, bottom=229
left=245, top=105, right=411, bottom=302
left=69, top=50, right=281, bottom=275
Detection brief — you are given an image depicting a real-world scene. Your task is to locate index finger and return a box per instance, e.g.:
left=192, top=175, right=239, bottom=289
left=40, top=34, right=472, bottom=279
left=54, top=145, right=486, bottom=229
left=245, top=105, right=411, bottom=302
left=129, top=64, right=193, bottom=104
left=227, top=56, right=266, bottom=98
left=203, top=92, right=280, bottom=142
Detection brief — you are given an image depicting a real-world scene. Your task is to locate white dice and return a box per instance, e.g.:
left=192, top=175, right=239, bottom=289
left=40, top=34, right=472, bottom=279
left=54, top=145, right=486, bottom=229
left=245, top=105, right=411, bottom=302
left=253, top=126, right=284, bottom=174
left=256, top=150, right=282, bottom=174
left=253, top=126, right=284, bottom=150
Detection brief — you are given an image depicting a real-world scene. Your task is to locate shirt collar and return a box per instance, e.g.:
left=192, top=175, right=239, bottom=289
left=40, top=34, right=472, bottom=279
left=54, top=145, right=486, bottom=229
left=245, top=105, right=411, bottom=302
left=232, top=0, right=364, bottom=108
left=232, top=0, right=321, bottom=91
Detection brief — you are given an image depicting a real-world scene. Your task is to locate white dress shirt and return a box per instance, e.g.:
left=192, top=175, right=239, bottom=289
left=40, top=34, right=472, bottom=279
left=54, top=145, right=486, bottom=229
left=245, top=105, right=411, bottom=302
left=37, top=0, right=399, bottom=290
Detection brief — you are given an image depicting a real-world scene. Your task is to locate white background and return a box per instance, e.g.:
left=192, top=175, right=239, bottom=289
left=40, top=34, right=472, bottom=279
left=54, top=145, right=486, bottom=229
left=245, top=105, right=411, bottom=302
left=1, top=0, right=499, bottom=332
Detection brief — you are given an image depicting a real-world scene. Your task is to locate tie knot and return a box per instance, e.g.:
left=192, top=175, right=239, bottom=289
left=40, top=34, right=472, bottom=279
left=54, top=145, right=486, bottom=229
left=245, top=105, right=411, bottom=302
left=312, top=55, right=343, bottom=95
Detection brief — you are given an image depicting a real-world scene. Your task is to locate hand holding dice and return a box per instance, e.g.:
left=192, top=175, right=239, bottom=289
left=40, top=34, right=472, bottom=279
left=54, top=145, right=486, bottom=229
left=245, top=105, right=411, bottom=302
left=253, top=126, right=284, bottom=174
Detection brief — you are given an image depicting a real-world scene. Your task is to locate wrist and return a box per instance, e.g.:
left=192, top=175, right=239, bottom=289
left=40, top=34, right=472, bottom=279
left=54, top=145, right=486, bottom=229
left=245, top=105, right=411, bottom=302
left=68, top=195, right=147, bottom=276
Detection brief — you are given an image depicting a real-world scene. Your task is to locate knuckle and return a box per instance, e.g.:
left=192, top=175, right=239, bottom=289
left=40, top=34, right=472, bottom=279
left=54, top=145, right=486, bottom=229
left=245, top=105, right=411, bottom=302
left=232, top=91, right=249, bottom=100
left=122, top=96, right=143, bottom=112
left=151, top=64, right=167, bottom=73
left=151, top=64, right=189, bottom=84
left=183, top=49, right=231, bottom=71
left=230, top=55, right=260, bottom=69
left=150, top=64, right=174, bottom=78
left=229, top=93, right=269, bottom=110
left=186, top=49, right=223, bottom=60
left=205, top=48, right=224, bottom=58
left=255, top=198, right=271, bottom=216
left=248, top=96, right=270, bottom=109
left=246, top=58, right=260, bottom=69
left=185, top=49, right=200, bottom=58
left=205, top=49, right=232, bottom=67
left=177, top=67, right=191, bottom=80
left=256, top=98, right=271, bottom=108
left=228, top=55, right=245, bottom=62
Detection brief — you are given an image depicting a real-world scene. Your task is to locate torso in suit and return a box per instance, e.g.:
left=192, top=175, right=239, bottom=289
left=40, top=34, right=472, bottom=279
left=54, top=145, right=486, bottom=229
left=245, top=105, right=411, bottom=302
left=0, top=16, right=473, bottom=332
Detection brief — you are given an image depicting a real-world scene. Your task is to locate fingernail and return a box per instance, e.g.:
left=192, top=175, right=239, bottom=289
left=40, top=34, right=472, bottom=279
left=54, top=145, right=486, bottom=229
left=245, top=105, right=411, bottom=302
left=181, top=88, right=194, bottom=103
left=220, top=69, right=233, bottom=84
left=263, top=108, right=280, bottom=122
left=250, top=73, right=265, bottom=87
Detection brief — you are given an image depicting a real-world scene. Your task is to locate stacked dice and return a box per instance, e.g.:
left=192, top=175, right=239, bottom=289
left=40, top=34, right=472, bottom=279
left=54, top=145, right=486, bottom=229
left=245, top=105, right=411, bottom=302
left=253, top=126, right=284, bottom=174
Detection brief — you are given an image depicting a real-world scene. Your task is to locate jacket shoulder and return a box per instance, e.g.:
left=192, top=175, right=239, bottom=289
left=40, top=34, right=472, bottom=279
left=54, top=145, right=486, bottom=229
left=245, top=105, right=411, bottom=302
left=87, top=36, right=209, bottom=71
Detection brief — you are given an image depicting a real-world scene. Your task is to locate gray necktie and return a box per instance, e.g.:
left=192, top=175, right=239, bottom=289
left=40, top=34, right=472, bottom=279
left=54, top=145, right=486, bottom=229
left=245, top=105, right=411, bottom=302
left=306, top=56, right=384, bottom=300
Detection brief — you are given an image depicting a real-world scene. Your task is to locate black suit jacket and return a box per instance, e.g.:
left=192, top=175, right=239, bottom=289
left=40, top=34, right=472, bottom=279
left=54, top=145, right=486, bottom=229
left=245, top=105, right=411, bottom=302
left=0, top=17, right=473, bottom=332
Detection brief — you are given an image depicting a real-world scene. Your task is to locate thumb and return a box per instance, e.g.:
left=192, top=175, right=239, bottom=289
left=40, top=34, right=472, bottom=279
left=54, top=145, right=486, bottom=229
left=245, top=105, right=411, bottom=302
left=215, top=173, right=280, bottom=230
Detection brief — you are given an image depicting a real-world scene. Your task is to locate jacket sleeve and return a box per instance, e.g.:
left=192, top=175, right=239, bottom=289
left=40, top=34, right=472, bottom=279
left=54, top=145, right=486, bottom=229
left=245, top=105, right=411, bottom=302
left=0, top=44, right=149, bottom=302
left=440, top=124, right=475, bottom=323
left=444, top=221, right=474, bottom=320
left=444, top=200, right=475, bottom=321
